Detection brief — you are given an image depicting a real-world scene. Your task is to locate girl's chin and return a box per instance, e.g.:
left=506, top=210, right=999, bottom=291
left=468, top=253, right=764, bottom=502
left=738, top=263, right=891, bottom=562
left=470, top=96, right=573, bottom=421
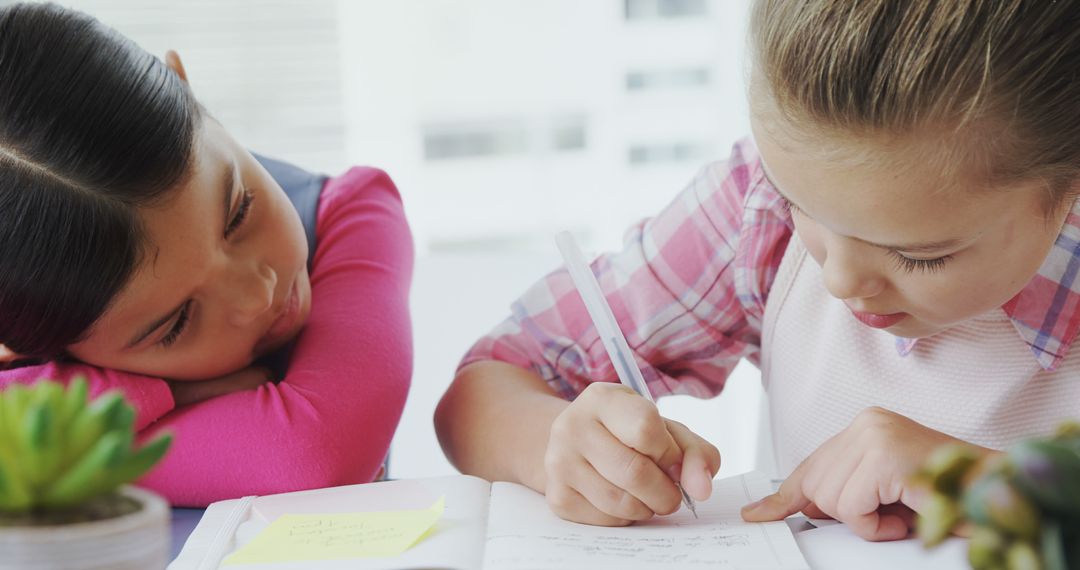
left=252, top=325, right=304, bottom=358
left=885, top=317, right=947, bottom=339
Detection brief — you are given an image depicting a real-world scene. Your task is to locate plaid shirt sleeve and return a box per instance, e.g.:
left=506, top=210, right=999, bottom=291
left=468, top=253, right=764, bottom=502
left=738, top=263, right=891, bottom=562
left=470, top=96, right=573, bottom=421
left=459, top=139, right=793, bottom=400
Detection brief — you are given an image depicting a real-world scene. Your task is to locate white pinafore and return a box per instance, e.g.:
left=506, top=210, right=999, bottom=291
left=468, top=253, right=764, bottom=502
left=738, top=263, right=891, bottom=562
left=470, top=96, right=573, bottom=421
left=758, top=236, right=1080, bottom=476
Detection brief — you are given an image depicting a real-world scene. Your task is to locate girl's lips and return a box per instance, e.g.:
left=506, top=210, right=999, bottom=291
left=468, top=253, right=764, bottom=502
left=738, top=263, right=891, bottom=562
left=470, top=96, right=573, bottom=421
left=259, top=277, right=300, bottom=349
left=849, top=309, right=908, bottom=329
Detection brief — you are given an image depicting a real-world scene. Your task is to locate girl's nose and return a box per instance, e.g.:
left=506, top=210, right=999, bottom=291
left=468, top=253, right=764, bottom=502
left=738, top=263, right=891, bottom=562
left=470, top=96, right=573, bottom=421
left=227, top=261, right=277, bottom=327
left=821, top=244, right=886, bottom=301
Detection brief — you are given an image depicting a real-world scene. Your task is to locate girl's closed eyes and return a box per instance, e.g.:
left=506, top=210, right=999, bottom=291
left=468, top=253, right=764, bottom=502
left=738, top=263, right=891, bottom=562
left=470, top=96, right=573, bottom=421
left=225, top=187, right=255, bottom=238
left=885, top=250, right=951, bottom=274
left=159, top=300, right=192, bottom=348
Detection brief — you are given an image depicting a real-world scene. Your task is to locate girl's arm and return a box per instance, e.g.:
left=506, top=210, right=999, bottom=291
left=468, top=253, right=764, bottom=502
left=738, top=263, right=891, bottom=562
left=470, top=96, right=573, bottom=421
left=437, top=140, right=788, bottom=524
left=452, top=142, right=789, bottom=405
left=137, top=167, right=413, bottom=506
left=0, top=360, right=274, bottom=430
left=0, top=168, right=410, bottom=508
left=0, top=362, right=175, bottom=432
left=436, top=360, right=568, bottom=492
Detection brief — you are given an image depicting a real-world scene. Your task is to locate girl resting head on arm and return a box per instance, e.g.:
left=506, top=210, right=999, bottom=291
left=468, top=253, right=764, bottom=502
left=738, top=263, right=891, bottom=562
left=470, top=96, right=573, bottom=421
left=0, top=4, right=311, bottom=378
left=0, top=3, right=414, bottom=505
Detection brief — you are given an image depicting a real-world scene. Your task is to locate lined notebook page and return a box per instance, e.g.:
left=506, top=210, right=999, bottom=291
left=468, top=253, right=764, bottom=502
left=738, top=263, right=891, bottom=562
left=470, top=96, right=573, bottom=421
left=482, top=472, right=809, bottom=570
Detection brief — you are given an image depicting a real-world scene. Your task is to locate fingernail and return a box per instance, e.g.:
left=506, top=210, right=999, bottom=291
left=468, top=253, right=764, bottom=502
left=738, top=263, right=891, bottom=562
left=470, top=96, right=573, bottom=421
left=666, top=463, right=682, bottom=481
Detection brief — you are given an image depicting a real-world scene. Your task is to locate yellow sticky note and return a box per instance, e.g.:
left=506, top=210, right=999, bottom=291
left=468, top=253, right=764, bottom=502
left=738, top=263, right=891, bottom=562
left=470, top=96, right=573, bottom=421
left=222, top=496, right=445, bottom=565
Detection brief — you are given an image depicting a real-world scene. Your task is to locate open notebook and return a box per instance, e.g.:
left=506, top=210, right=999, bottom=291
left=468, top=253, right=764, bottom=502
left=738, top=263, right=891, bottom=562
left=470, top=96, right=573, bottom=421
left=169, top=471, right=810, bottom=570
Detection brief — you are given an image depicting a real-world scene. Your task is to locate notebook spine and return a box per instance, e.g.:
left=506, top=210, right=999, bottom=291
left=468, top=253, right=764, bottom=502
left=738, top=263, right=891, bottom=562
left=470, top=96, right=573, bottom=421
left=167, top=496, right=255, bottom=570
left=198, top=496, right=255, bottom=570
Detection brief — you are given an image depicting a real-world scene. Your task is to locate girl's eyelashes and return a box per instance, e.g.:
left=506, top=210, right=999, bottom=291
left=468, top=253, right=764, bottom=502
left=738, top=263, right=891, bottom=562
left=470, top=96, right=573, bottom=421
left=225, top=188, right=255, bottom=238
left=160, top=300, right=192, bottom=348
left=889, top=250, right=952, bottom=274
left=779, top=190, right=952, bottom=274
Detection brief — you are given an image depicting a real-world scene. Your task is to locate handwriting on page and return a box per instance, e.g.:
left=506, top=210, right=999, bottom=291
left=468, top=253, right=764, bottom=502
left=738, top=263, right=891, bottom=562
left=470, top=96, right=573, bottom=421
left=487, top=529, right=754, bottom=567
left=222, top=496, right=445, bottom=565
left=482, top=474, right=809, bottom=570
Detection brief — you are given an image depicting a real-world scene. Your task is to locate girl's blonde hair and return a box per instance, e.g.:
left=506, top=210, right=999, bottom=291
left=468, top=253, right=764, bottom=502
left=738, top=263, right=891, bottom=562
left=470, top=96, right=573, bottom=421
left=751, top=0, right=1080, bottom=198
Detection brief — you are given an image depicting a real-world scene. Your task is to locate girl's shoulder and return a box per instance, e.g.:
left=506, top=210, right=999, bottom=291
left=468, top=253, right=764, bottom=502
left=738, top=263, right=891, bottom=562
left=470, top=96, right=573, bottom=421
left=312, top=165, right=413, bottom=273
left=674, top=139, right=793, bottom=278
left=315, top=166, right=411, bottom=245
left=687, top=137, right=794, bottom=319
left=318, top=166, right=403, bottom=215
left=692, top=137, right=791, bottom=228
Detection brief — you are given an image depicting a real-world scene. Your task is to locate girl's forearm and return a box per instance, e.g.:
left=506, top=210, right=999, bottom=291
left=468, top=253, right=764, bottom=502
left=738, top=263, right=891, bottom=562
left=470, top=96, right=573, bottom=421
left=435, top=360, right=568, bottom=493
left=0, top=362, right=174, bottom=430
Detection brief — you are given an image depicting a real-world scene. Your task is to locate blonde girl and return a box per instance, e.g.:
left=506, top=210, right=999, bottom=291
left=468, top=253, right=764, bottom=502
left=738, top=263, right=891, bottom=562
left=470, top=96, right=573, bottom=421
left=436, top=0, right=1080, bottom=540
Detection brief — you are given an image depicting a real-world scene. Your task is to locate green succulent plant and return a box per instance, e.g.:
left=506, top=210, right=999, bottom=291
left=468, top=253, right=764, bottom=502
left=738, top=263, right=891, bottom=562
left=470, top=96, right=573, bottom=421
left=0, top=378, right=172, bottom=515
left=914, top=422, right=1080, bottom=570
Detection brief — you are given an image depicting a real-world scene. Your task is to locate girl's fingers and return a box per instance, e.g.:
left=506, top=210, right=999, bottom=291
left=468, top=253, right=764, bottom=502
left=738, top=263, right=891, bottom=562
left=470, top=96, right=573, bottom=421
left=570, top=457, right=656, bottom=522
left=802, top=502, right=832, bottom=520
left=583, top=419, right=683, bottom=515
left=879, top=503, right=917, bottom=530
left=594, top=386, right=684, bottom=471
left=835, top=457, right=911, bottom=541
left=797, top=438, right=863, bottom=520
left=664, top=420, right=721, bottom=501
left=842, top=508, right=910, bottom=542
left=741, top=466, right=813, bottom=522
left=546, top=483, right=633, bottom=527
left=742, top=487, right=811, bottom=522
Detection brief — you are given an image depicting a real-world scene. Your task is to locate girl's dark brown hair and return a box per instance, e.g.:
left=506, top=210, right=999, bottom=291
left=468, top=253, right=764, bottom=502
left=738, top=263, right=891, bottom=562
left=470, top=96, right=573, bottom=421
left=0, top=3, right=201, bottom=357
left=751, top=0, right=1080, bottom=199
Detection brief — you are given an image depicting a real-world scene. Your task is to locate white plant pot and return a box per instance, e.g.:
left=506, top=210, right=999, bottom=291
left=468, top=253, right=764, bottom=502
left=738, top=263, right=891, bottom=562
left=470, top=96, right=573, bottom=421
left=0, top=486, right=169, bottom=570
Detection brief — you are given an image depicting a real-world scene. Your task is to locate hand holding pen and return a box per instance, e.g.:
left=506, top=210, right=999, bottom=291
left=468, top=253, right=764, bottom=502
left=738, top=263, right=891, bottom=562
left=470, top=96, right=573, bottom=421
left=539, top=232, right=720, bottom=526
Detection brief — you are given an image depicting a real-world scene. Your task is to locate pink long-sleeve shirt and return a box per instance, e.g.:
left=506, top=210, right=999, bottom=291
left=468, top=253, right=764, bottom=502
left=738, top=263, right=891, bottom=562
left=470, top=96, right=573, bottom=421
left=1, top=167, right=413, bottom=507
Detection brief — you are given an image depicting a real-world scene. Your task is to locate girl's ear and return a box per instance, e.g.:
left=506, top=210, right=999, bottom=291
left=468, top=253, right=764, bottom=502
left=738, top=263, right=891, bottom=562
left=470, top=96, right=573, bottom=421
left=0, top=344, right=21, bottom=368
left=165, top=50, right=189, bottom=83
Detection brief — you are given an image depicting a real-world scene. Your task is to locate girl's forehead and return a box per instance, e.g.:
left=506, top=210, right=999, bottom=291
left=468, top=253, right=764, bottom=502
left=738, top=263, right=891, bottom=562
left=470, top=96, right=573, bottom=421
left=751, top=113, right=1044, bottom=249
left=749, top=100, right=1024, bottom=199
left=747, top=70, right=1010, bottom=191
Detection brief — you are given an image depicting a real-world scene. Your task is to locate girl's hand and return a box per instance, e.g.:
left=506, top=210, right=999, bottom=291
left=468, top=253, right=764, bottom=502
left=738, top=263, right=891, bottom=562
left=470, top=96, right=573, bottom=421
left=168, top=366, right=272, bottom=408
left=544, top=382, right=721, bottom=526
left=741, top=406, right=992, bottom=541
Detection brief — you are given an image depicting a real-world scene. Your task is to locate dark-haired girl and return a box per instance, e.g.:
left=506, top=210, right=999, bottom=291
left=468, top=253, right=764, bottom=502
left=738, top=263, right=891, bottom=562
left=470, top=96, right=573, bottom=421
left=0, top=3, right=412, bottom=506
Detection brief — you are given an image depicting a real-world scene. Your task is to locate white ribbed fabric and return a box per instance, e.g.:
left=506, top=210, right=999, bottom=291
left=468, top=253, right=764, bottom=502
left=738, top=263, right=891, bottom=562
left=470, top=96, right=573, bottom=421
left=760, top=236, right=1080, bottom=477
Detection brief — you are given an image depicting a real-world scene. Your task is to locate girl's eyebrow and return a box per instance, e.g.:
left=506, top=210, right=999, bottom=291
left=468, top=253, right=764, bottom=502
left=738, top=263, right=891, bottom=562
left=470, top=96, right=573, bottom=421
left=760, top=163, right=965, bottom=254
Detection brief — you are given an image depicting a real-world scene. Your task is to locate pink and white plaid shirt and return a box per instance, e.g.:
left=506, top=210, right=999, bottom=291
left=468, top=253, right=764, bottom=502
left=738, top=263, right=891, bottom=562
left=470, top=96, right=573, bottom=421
left=460, top=138, right=1080, bottom=400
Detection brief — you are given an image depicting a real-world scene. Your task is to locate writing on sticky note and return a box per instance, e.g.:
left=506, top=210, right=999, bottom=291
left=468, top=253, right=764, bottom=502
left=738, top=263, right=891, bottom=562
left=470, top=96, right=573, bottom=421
left=222, top=496, right=445, bottom=565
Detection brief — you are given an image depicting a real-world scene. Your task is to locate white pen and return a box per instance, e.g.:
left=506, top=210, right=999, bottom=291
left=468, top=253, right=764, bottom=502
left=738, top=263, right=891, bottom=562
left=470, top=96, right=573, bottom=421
left=555, top=231, right=698, bottom=519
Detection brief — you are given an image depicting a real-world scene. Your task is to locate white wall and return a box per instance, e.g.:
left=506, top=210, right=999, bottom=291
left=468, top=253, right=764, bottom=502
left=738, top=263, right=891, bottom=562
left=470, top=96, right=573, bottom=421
left=337, top=0, right=752, bottom=253
left=397, top=251, right=764, bottom=480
